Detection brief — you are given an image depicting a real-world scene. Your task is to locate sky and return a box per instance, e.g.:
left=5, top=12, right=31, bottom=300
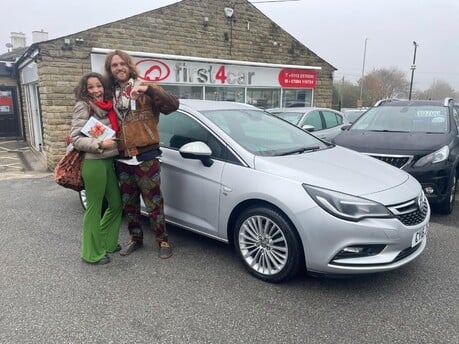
left=1, top=0, right=458, bottom=91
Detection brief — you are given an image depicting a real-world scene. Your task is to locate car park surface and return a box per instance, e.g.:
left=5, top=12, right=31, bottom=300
left=266, top=107, right=349, bottom=141
left=82, top=99, right=430, bottom=283
left=334, top=98, right=459, bottom=214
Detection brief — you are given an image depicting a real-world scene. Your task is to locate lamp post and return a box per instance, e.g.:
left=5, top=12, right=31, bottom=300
left=358, top=38, right=368, bottom=107
left=408, top=41, right=418, bottom=100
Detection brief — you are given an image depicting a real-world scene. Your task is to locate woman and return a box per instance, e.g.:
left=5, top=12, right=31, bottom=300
left=70, top=72, right=122, bottom=265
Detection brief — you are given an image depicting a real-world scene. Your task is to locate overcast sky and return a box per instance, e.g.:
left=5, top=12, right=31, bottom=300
left=2, top=0, right=458, bottom=91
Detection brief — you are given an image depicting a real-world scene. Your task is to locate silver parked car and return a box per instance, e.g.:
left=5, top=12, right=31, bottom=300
left=81, top=100, right=429, bottom=283
left=266, top=107, right=349, bottom=141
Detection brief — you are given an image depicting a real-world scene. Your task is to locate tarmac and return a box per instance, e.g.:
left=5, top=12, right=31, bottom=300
left=0, top=140, right=51, bottom=180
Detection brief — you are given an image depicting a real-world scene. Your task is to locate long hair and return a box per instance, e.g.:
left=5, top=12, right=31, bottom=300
left=103, top=49, right=139, bottom=83
left=74, top=72, right=110, bottom=102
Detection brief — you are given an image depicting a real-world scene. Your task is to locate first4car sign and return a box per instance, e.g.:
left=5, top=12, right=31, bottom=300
left=91, top=51, right=319, bottom=89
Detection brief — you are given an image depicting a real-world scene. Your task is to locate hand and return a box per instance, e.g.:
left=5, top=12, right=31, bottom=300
left=130, top=85, right=148, bottom=100
left=100, top=137, right=118, bottom=149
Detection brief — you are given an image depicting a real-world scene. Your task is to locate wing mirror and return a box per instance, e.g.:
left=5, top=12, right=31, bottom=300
left=179, top=141, right=214, bottom=167
left=302, top=124, right=315, bottom=132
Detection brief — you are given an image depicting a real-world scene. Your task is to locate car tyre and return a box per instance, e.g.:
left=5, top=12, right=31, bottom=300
left=437, top=172, right=457, bottom=214
left=233, top=206, right=303, bottom=283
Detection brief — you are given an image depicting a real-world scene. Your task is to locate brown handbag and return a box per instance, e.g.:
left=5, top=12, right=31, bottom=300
left=53, top=148, right=85, bottom=192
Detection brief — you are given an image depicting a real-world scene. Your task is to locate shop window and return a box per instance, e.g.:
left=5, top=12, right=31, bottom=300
left=282, top=89, right=312, bottom=107
left=161, top=85, right=203, bottom=100
left=205, top=86, right=245, bottom=103
left=246, top=88, right=280, bottom=109
left=0, top=90, right=14, bottom=114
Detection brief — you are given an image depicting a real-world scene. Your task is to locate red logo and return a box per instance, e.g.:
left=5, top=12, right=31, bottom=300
left=136, top=59, right=171, bottom=82
left=278, top=69, right=317, bottom=88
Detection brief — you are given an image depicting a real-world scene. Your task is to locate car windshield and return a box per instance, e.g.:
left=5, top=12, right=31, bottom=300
left=351, top=105, right=449, bottom=133
left=201, top=109, right=328, bottom=156
left=271, top=112, right=303, bottom=125
left=343, top=110, right=366, bottom=123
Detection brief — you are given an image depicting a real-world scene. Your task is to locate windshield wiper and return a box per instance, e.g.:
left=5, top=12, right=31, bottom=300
left=278, top=146, right=321, bottom=156
left=368, top=129, right=410, bottom=133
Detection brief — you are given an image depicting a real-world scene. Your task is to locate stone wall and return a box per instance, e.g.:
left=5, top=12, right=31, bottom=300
left=34, top=0, right=335, bottom=168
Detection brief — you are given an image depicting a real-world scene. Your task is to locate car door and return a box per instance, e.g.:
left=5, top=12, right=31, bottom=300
left=319, top=110, right=345, bottom=141
left=302, top=110, right=325, bottom=138
left=158, top=110, right=226, bottom=237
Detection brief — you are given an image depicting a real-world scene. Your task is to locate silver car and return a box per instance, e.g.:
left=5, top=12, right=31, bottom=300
left=266, top=107, right=349, bottom=142
left=81, top=100, right=429, bottom=283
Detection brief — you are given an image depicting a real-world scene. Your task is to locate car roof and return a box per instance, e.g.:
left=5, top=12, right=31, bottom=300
left=377, top=99, right=446, bottom=107
left=266, top=107, right=340, bottom=113
left=179, top=99, right=258, bottom=112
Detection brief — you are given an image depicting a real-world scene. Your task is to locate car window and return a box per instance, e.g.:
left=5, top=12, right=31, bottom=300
left=453, top=106, right=459, bottom=131
left=322, top=111, right=342, bottom=128
left=351, top=106, right=448, bottom=133
left=343, top=110, right=365, bottom=123
left=203, top=109, right=327, bottom=156
left=304, top=111, right=323, bottom=130
left=158, top=111, right=227, bottom=160
left=271, top=112, right=303, bottom=126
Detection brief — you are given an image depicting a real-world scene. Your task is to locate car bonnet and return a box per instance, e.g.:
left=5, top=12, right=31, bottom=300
left=253, top=145, right=412, bottom=199
left=334, top=131, right=452, bottom=154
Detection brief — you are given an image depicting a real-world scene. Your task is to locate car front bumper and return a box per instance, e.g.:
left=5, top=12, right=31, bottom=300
left=295, top=203, right=430, bottom=275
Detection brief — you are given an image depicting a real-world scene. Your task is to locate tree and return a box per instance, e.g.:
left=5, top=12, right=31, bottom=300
left=359, top=68, right=410, bottom=106
left=414, top=80, right=457, bottom=100
left=333, top=78, right=360, bottom=109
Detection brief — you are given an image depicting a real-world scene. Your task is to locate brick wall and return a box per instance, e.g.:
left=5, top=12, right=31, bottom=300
left=34, top=0, right=335, bottom=168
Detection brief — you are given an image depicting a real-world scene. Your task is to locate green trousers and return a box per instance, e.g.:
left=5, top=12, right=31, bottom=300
left=81, top=158, right=122, bottom=263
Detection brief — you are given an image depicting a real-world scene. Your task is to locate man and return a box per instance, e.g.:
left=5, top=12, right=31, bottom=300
left=104, top=50, right=179, bottom=259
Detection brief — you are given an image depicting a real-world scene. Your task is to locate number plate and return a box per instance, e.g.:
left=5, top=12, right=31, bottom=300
left=411, top=225, right=427, bottom=247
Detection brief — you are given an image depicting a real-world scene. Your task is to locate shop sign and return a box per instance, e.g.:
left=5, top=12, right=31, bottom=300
left=91, top=53, right=318, bottom=89
left=278, top=69, right=316, bottom=88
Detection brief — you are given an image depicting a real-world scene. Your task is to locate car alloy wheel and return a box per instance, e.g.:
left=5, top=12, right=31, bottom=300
left=234, top=206, right=303, bottom=283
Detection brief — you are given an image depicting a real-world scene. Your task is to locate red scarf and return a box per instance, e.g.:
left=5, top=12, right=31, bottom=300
left=94, top=100, right=119, bottom=132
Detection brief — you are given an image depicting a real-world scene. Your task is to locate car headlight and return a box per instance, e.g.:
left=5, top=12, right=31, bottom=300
left=413, top=145, right=449, bottom=167
left=303, top=184, right=393, bottom=221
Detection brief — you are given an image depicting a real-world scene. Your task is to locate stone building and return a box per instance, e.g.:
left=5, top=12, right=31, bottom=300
left=2, top=0, right=336, bottom=170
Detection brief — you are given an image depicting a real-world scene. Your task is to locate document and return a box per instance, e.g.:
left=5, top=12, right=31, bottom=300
left=80, top=116, right=115, bottom=140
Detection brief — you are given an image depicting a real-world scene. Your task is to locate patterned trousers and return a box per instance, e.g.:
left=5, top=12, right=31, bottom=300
left=115, top=159, right=167, bottom=243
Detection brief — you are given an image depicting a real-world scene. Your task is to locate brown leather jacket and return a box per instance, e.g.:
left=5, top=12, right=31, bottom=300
left=116, top=83, right=179, bottom=157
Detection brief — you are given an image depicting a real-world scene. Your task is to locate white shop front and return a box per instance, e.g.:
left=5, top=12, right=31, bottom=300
left=91, top=48, right=321, bottom=109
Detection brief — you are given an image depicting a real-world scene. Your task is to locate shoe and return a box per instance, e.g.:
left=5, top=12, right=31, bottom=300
left=112, top=244, right=122, bottom=253
left=86, top=255, right=111, bottom=265
left=119, top=240, right=143, bottom=256
left=159, top=241, right=172, bottom=259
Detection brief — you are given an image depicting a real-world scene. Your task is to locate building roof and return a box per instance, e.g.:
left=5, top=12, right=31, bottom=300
left=0, top=47, right=28, bottom=62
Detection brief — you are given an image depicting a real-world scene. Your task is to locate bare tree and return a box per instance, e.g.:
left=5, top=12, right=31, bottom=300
left=414, top=80, right=457, bottom=100
left=359, top=68, right=410, bottom=105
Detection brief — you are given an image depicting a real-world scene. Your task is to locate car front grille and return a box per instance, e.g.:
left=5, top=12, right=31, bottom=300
left=387, top=192, right=429, bottom=226
left=365, top=153, right=413, bottom=169
left=393, top=242, right=422, bottom=262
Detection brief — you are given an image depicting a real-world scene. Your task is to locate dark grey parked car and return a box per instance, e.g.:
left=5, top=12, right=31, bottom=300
left=334, top=97, right=459, bottom=214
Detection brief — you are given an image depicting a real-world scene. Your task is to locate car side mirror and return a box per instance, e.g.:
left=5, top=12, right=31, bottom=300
left=341, top=124, right=351, bottom=131
left=179, top=141, right=214, bottom=167
left=302, top=124, right=315, bottom=132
